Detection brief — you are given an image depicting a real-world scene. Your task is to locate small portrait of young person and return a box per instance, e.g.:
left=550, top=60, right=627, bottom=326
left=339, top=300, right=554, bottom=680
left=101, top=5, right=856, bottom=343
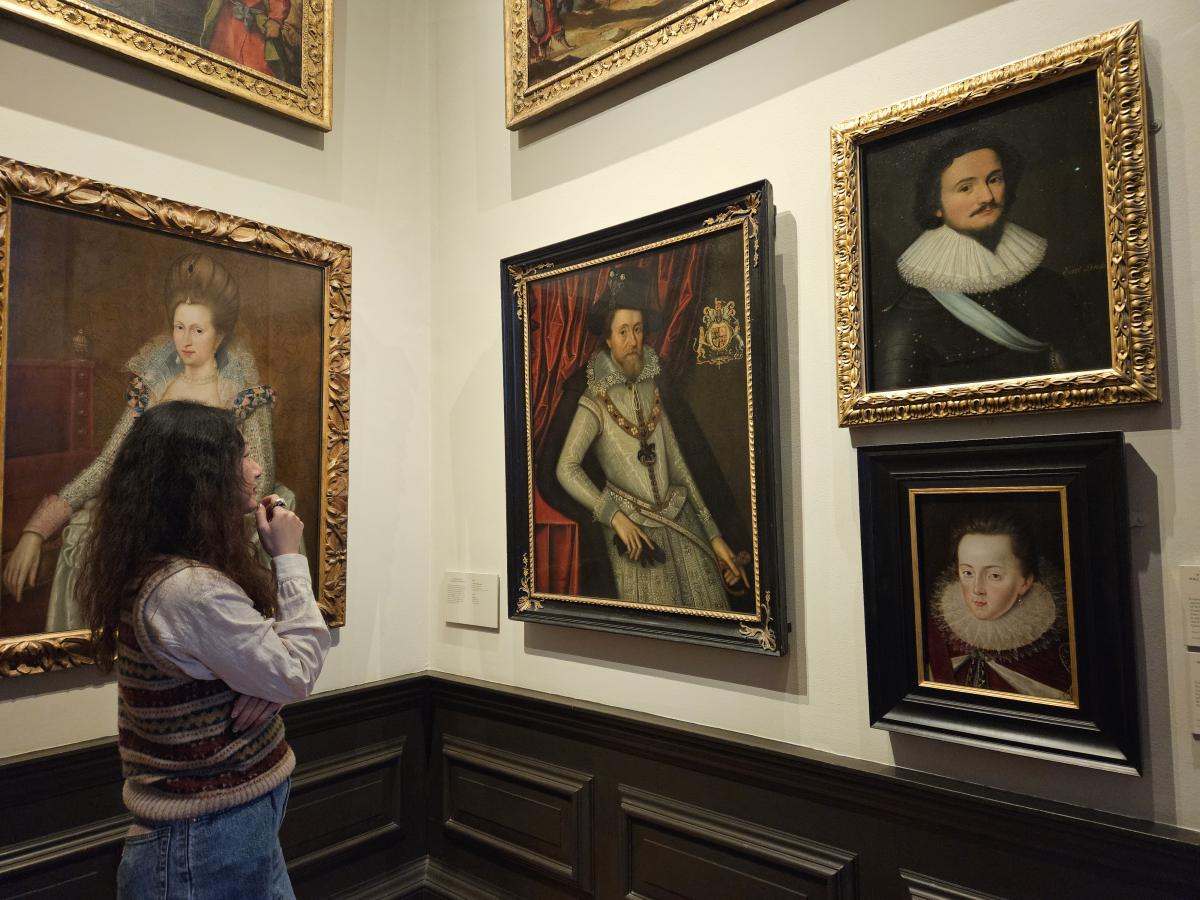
left=912, top=495, right=1077, bottom=705
left=77, top=400, right=330, bottom=899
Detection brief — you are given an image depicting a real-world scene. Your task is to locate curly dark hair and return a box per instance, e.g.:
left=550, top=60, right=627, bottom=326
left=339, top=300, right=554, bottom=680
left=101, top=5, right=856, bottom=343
left=949, top=514, right=1038, bottom=581
left=79, top=401, right=276, bottom=670
left=913, top=129, right=1025, bottom=230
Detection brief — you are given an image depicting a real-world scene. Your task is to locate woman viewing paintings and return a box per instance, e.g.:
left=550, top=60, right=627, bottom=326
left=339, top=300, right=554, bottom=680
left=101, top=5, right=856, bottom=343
left=924, top=514, right=1074, bottom=701
left=3, top=253, right=293, bottom=631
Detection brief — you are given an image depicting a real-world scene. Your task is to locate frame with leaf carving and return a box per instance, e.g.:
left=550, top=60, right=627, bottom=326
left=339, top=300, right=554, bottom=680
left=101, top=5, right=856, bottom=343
left=505, top=0, right=797, bottom=129
left=0, top=0, right=333, bottom=130
left=0, top=156, right=350, bottom=676
left=831, top=22, right=1157, bottom=425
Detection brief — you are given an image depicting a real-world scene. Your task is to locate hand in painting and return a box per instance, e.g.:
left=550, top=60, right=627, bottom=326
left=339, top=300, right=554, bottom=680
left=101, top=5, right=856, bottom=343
left=231, top=693, right=282, bottom=734
left=712, top=537, right=749, bottom=590
left=2, top=532, right=44, bottom=602
left=255, top=495, right=304, bottom=558
left=282, top=22, right=299, bottom=45
left=612, top=510, right=655, bottom=562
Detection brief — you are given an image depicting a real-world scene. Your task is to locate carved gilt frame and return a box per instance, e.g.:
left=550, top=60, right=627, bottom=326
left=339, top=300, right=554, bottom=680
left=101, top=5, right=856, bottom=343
left=504, top=0, right=796, bottom=129
left=0, top=157, right=350, bottom=676
left=0, top=0, right=333, bottom=130
left=831, top=22, right=1157, bottom=425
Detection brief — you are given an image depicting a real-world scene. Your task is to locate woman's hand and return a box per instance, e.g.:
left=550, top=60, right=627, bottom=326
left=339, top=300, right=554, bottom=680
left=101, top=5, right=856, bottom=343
left=611, top=510, right=654, bottom=561
left=3, top=532, right=44, bottom=601
left=254, top=495, right=304, bottom=558
left=231, top=693, right=282, bottom=734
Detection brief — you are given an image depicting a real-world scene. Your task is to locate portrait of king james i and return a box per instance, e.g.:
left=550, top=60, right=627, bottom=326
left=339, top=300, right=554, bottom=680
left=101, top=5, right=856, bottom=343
left=501, top=183, right=787, bottom=655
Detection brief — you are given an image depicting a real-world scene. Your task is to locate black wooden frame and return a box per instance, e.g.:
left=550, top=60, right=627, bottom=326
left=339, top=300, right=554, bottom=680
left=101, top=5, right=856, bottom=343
left=857, top=432, right=1140, bottom=772
left=500, top=181, right=787, bottom=654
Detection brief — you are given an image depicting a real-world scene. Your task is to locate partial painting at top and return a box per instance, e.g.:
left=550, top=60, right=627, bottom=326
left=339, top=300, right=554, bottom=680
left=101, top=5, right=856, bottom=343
left=506, top=0, right=797, bottom=128
left=89, top=0, right=304, bottom=86
left=527, top=0, right=693, bottom=84
left=0, top=0, right=333, bottom=128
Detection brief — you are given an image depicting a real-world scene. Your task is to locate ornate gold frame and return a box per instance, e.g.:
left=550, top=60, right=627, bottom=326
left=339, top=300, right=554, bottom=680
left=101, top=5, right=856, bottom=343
left=0, top=0, right=333, bottom=130
left=0, top=156, right=350, bottom=676
left=831, top=22, right=1157, bottom=425
left=504, top=0, right=795, bottom=129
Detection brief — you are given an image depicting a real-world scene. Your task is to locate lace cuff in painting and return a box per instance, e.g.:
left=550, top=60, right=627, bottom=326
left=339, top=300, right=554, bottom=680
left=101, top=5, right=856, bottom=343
left=24, top=494, right=73, bottom=540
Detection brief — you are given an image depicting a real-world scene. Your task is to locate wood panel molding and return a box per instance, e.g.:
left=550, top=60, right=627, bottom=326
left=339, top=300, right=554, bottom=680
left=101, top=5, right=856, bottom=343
left=619, top=785, right=858, bottom=899
left=1, top=673, right=1198, bottom=899
left=441, top=733, right=594, bottom=891
left=901, top=869, right=1008, bottom=900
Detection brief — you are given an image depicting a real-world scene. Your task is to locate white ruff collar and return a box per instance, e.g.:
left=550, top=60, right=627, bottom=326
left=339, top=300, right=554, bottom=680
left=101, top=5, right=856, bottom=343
left=937, top=579, right=1056, bottom=651
left=587, top=345, right=661, bottom=395
left=898, top=222, right=1047, bottom=294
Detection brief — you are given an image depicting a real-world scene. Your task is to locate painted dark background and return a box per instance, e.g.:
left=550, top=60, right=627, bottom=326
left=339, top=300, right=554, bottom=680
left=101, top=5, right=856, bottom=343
left=860, top=72, right=1111, bottom=391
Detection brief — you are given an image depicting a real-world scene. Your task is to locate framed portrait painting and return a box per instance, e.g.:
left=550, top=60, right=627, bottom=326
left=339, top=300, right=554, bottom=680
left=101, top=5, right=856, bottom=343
left=0, top=157, right=350, bottom=676
left=504, top=0, right=798, bottom=129
left=832, top=22, right=1158, bottom=425
left=501, top=181, right=787, bottom=655
left=0, top=0, right=333, bottom=129
left=857, top=433, right=1139, bottom=772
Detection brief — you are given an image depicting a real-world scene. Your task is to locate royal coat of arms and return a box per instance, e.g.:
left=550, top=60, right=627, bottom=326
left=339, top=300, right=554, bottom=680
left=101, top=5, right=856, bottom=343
left=694, top=300, right=744, bottom=367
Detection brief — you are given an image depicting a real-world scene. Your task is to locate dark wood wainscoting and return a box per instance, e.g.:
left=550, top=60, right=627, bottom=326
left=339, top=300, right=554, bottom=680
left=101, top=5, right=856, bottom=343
left=1, top=672, right=1198, bottom=899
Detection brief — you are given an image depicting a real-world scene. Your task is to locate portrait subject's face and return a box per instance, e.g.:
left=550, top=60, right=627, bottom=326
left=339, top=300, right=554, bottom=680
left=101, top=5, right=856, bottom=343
left=956, top=532, right=1033, bottom=621
left=172, top=303, right=222, bottom=368
left=937, top=148, right=1006, bottom=237
left=606, top=308, right=645, bottom=380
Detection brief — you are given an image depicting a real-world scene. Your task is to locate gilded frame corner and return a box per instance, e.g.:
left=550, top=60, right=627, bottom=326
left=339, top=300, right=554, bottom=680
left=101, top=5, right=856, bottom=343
left=831, top=21, right=1157, bottom=426
left=504, top=0, right=796, bottom=129
left=0, top=0, right=334, bottom=130
left=0, top=156, right=350, bottom=676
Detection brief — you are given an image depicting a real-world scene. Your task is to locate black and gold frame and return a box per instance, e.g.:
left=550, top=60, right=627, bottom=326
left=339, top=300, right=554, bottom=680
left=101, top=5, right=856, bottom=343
left=858, top=433, right=1138, bottom=772
left=832, top=22, right=1158, bottom=425
left=501, top=182, right=786, bottom=655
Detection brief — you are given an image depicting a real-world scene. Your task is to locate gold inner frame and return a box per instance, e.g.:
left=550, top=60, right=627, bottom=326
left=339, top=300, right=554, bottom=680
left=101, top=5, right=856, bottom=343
left=0, top=0, right=334, bottom=130
left=907, top=486, right=1080, bottom=709
left=830, top=21, right=1157, bottom=425
left=504, top=0, right=795, bottom=129
left=508, top=194, right=763, bottom=626
left=0, top=156, right=350, bottom=676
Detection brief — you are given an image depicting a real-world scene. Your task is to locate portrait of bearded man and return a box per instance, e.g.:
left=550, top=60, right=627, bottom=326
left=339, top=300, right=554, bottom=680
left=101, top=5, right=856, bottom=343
left=871, top=130, right=1092, bottom=392
left=536, top=266, right=751, bottom=612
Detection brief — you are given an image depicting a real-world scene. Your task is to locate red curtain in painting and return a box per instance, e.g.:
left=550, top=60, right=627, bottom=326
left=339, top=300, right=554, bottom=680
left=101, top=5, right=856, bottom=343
left=528, top=240, right=708, bottom=595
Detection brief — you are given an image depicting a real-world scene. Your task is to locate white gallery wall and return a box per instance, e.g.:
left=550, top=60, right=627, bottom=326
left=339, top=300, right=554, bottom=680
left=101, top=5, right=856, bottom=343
left=0, top=2, right=436, bottom=757
left=428, top=0, right=1200, bottom=831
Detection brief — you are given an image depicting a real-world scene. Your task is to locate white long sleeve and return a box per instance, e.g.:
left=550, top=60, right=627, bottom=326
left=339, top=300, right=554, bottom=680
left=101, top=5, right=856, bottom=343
left=141, top=554, right=330, bottom=703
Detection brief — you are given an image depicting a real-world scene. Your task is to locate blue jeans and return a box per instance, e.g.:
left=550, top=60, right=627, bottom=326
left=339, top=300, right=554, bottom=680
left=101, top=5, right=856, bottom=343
left=117, top=780, right=293, bottom=900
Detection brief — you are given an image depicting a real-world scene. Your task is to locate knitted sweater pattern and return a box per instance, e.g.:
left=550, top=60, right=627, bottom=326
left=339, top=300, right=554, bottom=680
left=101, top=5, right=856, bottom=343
left=117, top=560, right=294, bottom=821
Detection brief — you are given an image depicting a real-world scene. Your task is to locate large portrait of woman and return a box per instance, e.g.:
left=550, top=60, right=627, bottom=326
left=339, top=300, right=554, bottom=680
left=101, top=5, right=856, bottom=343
left=0, top=157, right=350, bottom=675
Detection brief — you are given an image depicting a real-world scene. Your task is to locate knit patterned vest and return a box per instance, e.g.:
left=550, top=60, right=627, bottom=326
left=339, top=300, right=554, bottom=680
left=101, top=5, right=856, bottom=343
left=117, top=559, right=294, bottom=821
